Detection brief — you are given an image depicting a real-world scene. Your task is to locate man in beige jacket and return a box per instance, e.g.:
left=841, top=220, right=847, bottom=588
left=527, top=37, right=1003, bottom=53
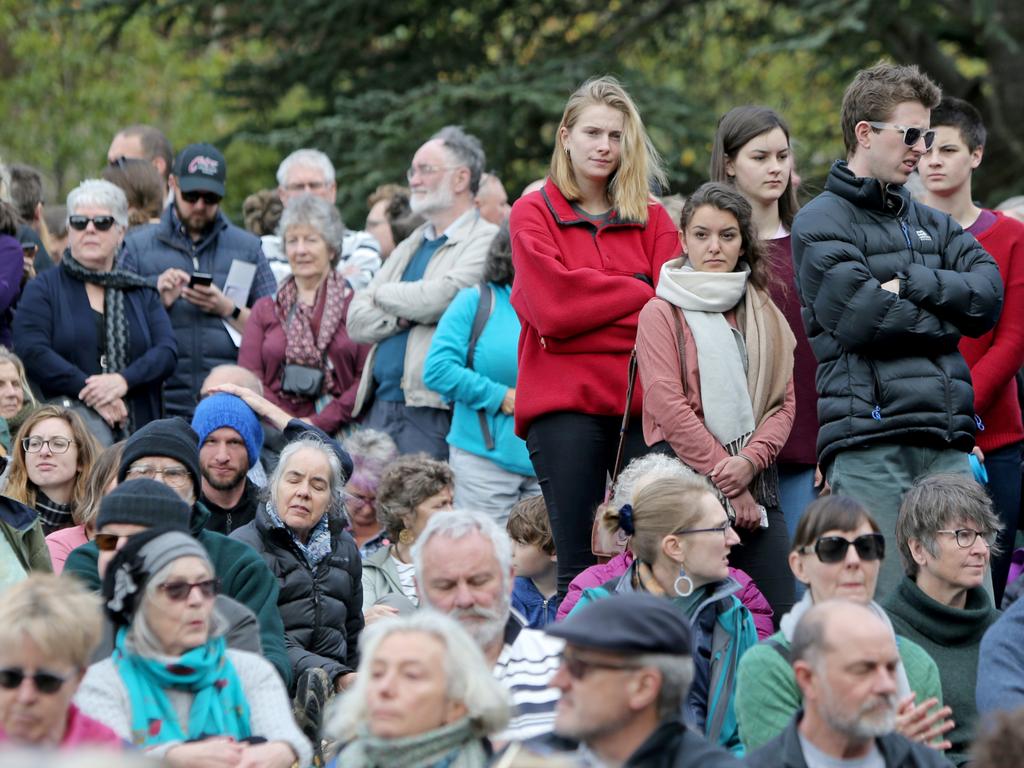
left=347, top=125, right=496, bottom=458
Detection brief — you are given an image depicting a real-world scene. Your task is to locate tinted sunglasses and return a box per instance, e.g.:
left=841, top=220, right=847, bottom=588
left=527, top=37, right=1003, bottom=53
left=801, top=533, right=885, bottom=564
left=68, top=215, right=116, bottom=232
left=94, top=532, right=130, bottom=552
left=0, top=667, right=71, bottom=694
left=158, top=578, right=219, bottom=601
left=867, top=121, right=936, bottom=150
left=181, top=190, right=222, bottom=205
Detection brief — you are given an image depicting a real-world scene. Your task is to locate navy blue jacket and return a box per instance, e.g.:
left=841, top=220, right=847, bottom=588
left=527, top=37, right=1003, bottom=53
left=120, top=205, right=275, bottom=418
left=14, top=265, right=177, bottom=427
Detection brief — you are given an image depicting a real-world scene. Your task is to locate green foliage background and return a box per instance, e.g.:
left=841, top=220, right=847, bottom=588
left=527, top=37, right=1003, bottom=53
left=1, top=0, right=1019, bottom=227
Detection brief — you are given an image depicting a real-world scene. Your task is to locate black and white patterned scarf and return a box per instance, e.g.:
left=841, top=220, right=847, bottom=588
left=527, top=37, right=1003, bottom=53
left=60, top=251, right=151, bottom=430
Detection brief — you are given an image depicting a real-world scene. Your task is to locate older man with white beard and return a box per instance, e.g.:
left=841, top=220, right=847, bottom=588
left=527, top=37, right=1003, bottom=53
left=412, top=509, right=563, bottom=742
left=347, top=126, right=496, bottom=459
left=746, top=600, right=953, bottom=768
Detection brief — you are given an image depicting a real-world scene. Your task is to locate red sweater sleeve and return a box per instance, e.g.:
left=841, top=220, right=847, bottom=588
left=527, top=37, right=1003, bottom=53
left=967, top=215, right=1024, bottom=415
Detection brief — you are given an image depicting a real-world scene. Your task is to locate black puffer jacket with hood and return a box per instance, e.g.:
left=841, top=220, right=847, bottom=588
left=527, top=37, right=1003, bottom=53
left=791, top=160, right=1002, bottom=467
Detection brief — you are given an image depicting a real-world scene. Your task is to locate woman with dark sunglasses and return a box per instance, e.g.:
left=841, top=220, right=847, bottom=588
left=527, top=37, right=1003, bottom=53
left=735, top=494, right=951, bottom=753
left=884, top=473, right=1002, bottom=767
left=76, top=528, right=310, bottom=767
left=13, top=179, right=177, bottom=439
left=0, top=573, right=121, bottom=749
left=570, top=472, right=757, bottom=755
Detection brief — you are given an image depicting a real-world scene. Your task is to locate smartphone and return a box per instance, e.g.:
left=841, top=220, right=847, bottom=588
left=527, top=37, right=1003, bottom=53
left=189, top=272, right=214, bottom=288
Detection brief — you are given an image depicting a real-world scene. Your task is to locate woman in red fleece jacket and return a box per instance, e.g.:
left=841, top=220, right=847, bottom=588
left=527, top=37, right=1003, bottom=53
left=509, top=76, right=680, bottom=595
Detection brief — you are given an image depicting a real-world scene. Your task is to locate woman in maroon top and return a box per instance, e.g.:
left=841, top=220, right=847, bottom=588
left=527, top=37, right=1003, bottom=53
left=711, top=106, right=818, bottom=540
left=239, top=195, right=368, bottom=435
left=509, top=76, right=681, bottom=595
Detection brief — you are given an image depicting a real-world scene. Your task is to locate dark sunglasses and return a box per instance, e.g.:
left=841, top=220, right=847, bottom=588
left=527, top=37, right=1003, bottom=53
left=801, top=533, right=885, bottom=564
left=94, top=532, right=131, bottom=552
left=0, top=667, right=72, bottom=694
left=562, top=653, right=639, bottom=680
left=158, top=578, right=219, bottom=601
left=181, top=190, right=222, bottom=205
left=68, top=215, right=116, bottom=232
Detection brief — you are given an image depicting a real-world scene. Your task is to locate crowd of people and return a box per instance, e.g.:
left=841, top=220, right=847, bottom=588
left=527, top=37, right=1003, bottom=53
left=1, top=59, right=1024, bottom=767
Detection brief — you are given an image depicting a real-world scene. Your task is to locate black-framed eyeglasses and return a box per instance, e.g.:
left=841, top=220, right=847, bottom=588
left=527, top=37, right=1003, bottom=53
left=0, top=667, right=73, bottom=694
left=181, top=190, right=222, bottom=205
left=936, top=528, right=997, bottom=549
left=22, top=436, right=75, bottom=454
left=68, top=215, right=116, bottom=232
left=158, top=578, right=220, bottom=601
left=800, top=533, right=885, bottom=564
left=561, top=652, right=640, bottom=681
left=672, top=517, right=734, bottom=537
left=867, top=121, right=936, bottom=150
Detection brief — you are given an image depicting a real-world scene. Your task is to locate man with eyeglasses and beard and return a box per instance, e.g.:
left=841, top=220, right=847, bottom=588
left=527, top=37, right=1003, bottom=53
left=790, top=63, right=1002, bottom=597
left=120, top=142, right=276, bottom=419
left=63, top=417, right=290, bottom=686
left=746, top=600, right=952, bottom=768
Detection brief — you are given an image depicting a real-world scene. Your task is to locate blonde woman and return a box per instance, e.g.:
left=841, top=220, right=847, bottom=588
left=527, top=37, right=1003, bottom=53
left=510, top=76, right=681, bottom=595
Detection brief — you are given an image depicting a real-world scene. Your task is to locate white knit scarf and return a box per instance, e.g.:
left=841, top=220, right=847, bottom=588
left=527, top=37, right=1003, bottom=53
left=655, top=257, right=754, bottom=447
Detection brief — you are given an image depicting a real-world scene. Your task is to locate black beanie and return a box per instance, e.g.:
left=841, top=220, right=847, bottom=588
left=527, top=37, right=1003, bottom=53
left=118, top=417, right=202, bottom=499
left=96, top=478, right=192, bottom=531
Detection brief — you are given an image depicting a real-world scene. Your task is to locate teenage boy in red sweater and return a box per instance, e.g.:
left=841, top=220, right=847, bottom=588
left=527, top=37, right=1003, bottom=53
left=921, top=96, right=1024, bottom=604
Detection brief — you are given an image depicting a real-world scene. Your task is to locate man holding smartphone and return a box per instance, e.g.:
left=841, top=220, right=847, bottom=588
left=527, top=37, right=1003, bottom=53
left=121, top=142, right=276, bottom=419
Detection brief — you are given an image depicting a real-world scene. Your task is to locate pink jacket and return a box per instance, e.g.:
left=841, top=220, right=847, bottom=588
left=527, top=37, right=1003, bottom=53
left=558, top=550, right=775, bottom=639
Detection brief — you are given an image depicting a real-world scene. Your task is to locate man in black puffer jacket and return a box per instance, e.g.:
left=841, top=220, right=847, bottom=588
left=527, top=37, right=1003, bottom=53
left=792, top=62, right=1003, bottom=596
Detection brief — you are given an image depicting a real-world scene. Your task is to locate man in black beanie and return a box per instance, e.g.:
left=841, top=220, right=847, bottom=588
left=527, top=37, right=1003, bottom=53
left=64, top=418, right=292, bottom=686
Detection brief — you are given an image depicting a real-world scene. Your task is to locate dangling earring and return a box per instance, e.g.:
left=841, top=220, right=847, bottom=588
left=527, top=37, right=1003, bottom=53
left=398, top=528, right=414, bottom=546
left=564, top=146, right=570, bottom=158
left=674, top=566, right=694, bottom=598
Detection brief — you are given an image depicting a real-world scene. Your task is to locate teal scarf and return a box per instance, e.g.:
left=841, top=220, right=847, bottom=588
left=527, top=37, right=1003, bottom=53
left=113, top=627, right=251, bottom=747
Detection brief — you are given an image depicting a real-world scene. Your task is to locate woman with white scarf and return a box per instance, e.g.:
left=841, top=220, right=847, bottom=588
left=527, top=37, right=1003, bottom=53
left=635, top=182, right=795, bottom=621
left=733, top=494, right=954, bottom=753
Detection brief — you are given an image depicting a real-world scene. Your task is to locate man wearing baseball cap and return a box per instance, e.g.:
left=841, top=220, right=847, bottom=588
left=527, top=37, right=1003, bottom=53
left=532, top=592, right=737, bottom=767
left=120, top=141, right=277, bottom=419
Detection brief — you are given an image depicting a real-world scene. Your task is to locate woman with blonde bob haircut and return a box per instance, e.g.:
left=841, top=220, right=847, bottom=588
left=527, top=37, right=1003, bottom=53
left=4, top=404, right=100, bottom=536
left=326, top=610, right=509, bottom=767
left=0, top=573, right=121, bottom=749
left=511, top=75, right=681, bottom=597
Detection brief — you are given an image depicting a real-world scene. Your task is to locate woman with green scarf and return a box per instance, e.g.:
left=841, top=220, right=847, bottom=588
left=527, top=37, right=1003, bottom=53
left=325, top=611, right=509, bottom=768
left=0, top=348, right=37, bottom=454
left=75, top=528, right=310, bottom=767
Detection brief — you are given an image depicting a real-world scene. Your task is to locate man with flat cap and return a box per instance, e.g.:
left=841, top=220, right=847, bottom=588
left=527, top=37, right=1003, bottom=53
left=524, top=591, right=737, bottom=767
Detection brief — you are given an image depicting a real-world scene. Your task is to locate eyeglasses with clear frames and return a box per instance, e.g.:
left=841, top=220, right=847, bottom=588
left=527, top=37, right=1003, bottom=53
left=936, top=528, right=997, bottom=549
left=125, top=464, right=192, bottom=488
left=23, top=436, right=75, bottom=454
left=406, top=164, right=458, bottom=181
left=283, top=180, right=328, bottom=192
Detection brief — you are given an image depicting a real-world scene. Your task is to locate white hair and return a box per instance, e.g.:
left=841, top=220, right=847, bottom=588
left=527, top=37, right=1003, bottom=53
left=66, top=179, right=129, bottom=228
left=276, top=148, right=335, bottom=187
left=267, top=433, right=347, bottom=520
left=325, top=610, right=510, bottom=742
left=412, top=509, right=513, bottom=590
left=129, top=559, right=226, bottom=658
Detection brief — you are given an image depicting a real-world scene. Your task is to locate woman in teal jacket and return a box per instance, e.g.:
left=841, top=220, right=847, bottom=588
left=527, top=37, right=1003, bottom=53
left=572, top=471, right=757, bottom=754
left=423, top=225, right=539, bottom=525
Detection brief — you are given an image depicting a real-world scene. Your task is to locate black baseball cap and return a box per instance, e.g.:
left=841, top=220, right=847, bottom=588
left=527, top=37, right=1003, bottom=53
left=547, top=592, right=693, bottom=655
left=174, top=142, right=226, bottom=197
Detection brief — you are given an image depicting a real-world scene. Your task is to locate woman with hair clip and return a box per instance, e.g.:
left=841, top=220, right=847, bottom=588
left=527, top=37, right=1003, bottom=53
left=635, top=181, right=796, bottom=622
left=710, top=106, right=819, bottom=537
left=571, top=472, right=757, bottom=754
left=510, top=75, right=681, bottom=596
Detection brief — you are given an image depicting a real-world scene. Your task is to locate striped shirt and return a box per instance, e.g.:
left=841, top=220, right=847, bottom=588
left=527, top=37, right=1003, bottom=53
left=492, top=612, right=563, bottom=742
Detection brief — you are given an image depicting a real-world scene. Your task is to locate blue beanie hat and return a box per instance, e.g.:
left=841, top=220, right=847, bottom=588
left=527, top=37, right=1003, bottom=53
left=190, top=393, right=263, bottom=469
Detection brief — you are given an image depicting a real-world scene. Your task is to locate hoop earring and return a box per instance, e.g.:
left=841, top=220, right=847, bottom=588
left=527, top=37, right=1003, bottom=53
left=674, top=567, right=694, bottom=598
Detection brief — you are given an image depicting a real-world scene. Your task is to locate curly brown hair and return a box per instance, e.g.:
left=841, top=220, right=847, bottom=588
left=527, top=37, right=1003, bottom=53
left=375, top=453, right=454, bottom=540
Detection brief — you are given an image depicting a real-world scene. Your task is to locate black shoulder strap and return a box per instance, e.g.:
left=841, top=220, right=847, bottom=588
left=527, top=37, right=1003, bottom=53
left=766, top=635, right=793, bottom=665
left=467, top=282, right=496, bottom=451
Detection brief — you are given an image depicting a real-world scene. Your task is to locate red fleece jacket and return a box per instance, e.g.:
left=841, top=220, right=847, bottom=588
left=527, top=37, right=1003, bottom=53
left=509, top=179, right=681, bottom=437
left=959, top=211, right=1024, bottom=452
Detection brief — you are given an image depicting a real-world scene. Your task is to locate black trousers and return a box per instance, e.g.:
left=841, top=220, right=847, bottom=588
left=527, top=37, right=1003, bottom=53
left=527, top=411, right=650, bottom=595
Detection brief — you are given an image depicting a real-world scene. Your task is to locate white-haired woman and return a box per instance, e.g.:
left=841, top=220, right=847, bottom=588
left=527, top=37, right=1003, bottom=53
left=325, top=611, right=509, bottom=768
left=13, top=179, right=177, bottom=435
left=239, top=194, right=368, bottom=435
left=231, top=432, right=363, bottom=746
left=76, top=528, right=310, bottom=766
